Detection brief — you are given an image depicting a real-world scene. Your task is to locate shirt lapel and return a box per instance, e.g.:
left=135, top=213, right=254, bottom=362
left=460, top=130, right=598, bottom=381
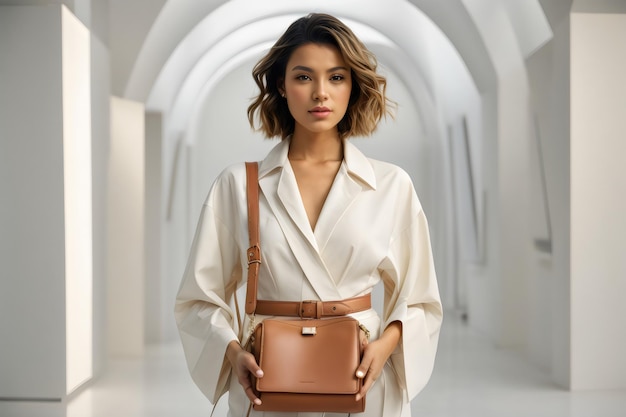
left=258, top=140, right=340, bottom=299
left=313, top=139, right=377, bottom=255
left=255, top=139, right=377, bottom=300
left=312, top=162, right=360, bottom=251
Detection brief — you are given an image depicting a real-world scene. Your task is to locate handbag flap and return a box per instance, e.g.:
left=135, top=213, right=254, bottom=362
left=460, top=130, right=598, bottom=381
left=255, top=317, right=362, bottom=395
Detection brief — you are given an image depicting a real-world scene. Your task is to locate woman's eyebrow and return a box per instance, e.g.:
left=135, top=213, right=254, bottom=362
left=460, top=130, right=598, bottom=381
left=290, top=65, right=349, bottom=72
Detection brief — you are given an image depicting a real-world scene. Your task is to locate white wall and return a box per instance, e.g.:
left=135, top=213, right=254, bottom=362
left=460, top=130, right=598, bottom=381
left=0, top=3, right=103, bottom=398
left=145, top=112, right=164, bottom=344
left=461, top=0, right=535, bottom=351
left=108, top=96, right=146, bottom=356
left=570, top=12, right=626, bottom=390
left=525, top=0, right=572, bottom=385
left=108, top=0, right=167, bottom=95
left=424, top=19, right=484, bottom=315
left=0, top=5, right=66, bottom=399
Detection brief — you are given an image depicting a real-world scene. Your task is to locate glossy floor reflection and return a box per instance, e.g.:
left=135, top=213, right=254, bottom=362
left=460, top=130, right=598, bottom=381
left=1, top=315, right=625, bottom=417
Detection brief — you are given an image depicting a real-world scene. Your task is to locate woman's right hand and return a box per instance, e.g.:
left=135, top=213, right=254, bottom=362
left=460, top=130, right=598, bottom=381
left=226, top=340, right=264, bottom=406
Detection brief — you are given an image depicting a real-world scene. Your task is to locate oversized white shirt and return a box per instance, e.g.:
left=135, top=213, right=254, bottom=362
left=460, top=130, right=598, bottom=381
left=175, top=138, right=442, bottom=416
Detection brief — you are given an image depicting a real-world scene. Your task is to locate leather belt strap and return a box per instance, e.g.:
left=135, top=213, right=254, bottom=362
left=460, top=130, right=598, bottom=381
left=245, top=162, right=370, bottom=319
left=254, top=293, right=371, bottom=319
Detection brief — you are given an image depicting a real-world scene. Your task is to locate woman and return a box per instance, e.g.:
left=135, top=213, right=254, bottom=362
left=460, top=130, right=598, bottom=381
left=175, top=13, right=442, bottom=417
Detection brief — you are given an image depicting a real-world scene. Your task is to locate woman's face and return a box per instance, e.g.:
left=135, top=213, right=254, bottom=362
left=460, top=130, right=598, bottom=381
left=281, top=43, right=352, bottom=137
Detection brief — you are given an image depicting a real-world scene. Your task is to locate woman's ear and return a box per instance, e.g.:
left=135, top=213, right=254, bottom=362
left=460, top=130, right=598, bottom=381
left=277, top=79, right=285, bottom=97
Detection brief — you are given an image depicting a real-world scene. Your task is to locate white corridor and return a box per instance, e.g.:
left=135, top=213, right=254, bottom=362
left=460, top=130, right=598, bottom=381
left=2, top=315, right=624, bottom=417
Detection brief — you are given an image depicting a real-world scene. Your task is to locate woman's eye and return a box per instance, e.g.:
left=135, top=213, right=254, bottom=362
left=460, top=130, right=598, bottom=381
left=296, top=75, right=311, bottom=81
left=330, top=74, right=345, bottom=81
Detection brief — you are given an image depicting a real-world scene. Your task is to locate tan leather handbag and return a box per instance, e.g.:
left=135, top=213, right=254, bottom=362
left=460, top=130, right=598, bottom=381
left=244, top=162, right=367, bottom=413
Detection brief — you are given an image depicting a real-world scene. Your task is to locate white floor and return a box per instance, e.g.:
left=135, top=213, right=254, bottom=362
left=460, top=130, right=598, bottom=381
left=1, top=316, right=625, bottom=417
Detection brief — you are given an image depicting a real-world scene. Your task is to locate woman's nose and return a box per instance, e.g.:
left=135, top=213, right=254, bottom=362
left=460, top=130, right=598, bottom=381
left=312, top=81, right=328, bottom=101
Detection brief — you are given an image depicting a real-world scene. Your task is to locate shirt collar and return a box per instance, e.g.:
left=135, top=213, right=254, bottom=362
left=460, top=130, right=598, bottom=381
left=343, top=140, right=377, bottom=190
left=258, top=137, right=377, bottom=190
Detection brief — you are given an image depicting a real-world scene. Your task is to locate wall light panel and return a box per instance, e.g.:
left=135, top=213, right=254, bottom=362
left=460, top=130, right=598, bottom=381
left=62, top=5, right=93, bottom=395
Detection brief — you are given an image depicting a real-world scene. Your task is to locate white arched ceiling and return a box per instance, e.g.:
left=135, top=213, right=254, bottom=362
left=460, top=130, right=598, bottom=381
left=162, top=17, right=397, bottom=134
left=142, top=0, right=449, bottom=138
left=164, top=15, right=435, bottom=144
left=125, top=0, right=553, bottom=108
left=125, top=0, right=496, bottom=103
left=124, top=0, right=226, bottom=101
left=126, top=0, right=553, bottom=167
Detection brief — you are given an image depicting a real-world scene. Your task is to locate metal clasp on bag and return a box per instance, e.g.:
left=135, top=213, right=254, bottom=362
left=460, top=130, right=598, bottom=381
left=359, top=323, right=370, bottom=341
left=299, top=300, right=323, bottom=319
left=301, top=326, right=317, bottom=336
left=247, top=313, right=257, bottom=338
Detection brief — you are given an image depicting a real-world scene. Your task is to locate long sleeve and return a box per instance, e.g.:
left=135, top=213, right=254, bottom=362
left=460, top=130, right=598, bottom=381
left=174, top=179, right=244, bottom=403
left=379, top=200, right=443, bottom=403
left=174, top=140, right=443, bottom=415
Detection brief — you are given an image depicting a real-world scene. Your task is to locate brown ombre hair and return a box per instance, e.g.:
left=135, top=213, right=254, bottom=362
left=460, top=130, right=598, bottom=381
left=247, top=13, right=393, bottom=139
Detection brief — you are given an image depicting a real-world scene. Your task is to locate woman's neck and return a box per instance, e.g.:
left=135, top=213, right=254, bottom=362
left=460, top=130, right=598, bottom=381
left=288, top=130, right=343, bottom=162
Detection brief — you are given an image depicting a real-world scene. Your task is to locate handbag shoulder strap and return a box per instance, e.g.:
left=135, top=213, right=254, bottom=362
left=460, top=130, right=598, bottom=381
left=242, top=161, right=372, bottom=319
left=244, top=162, right=260, bottom=315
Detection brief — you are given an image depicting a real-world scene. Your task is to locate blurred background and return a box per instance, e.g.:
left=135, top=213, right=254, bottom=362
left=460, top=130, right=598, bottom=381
left=1, top=0, right=625, bottom=416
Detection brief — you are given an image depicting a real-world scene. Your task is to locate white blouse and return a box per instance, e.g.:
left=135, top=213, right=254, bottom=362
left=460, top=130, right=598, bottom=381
left=175, top=138, right=442, bottom=417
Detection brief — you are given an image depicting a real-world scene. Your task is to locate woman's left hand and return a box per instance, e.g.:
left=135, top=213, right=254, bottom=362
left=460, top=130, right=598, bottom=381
left=354, top=321, right=402, bottom=401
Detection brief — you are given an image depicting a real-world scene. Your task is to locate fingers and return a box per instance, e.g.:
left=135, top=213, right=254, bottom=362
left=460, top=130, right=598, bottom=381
left=355, top=359, right=370, bottom=380
left=242, top=384, right=262, bottom=406
left=359, top=329, right=369, bottom=348
left=355, top=353, right=370, bottom=401
left=355, top=344, right=384, bottom=402
left=355, top=364, right=380, bottom=402
left=360, top=335, right=369, bottom=349
left=243, top=353, right=264, bottom=379
left=358, top=369, right=379, bottom=400
left=235, top=351, right=264, bottom=406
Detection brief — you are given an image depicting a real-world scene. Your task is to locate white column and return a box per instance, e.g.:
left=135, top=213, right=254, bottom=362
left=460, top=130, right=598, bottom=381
left=108, top=96, right=146, bottom=356
left=0, top=4, right=95, bottom=399
left=0, top=5, right=66, bottom=399
left=145, top=112, right=163, bottom=344
left=570, top=12, right=626, bottom=390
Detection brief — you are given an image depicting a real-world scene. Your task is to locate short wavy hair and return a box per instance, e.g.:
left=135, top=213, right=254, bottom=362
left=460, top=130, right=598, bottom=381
left=247, top=13, right=393, bottom=139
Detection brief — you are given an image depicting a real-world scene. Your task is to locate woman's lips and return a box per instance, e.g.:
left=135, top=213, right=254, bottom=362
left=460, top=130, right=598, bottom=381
left=309, top=107, right=331, bottom=118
